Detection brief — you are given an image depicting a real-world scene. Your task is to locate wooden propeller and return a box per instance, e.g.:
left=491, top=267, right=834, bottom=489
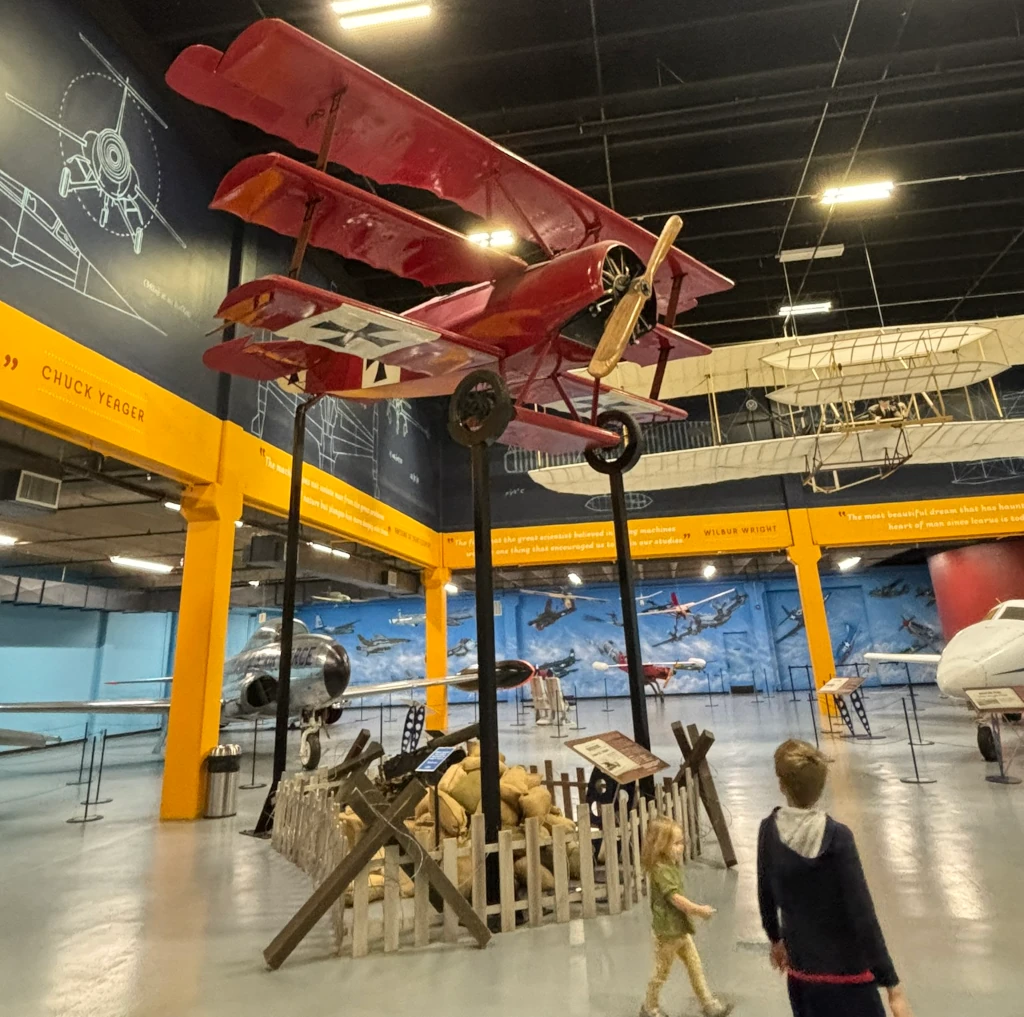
left=587, top=214, right=683, bottom=380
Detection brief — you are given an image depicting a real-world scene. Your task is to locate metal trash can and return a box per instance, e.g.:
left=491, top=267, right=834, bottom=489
left=204, top=744, right=241, bottom=819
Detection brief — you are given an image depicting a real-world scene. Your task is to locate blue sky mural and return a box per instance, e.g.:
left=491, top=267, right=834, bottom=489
left=294, top=565, right=940, bottom=702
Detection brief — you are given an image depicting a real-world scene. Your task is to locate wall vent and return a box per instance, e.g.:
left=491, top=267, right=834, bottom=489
left=0, top=469, right=61, bottom=512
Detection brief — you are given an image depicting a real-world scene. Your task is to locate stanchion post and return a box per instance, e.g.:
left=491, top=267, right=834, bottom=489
left=68, top=723, right=90, bottom=787
left=84, top=729, right=112, bottom=806
left=241, top=718, right=267, bottom=790
left=602, top=675, right=613, bottom=714
left=900, top=699, right=936, bottom=785
left=705, top=669, right=715, bottom=709
left=67, top=735, right=103, bottom=824
left=807, top=689, right=819, bottom=749
left=572, top=683, right=584, bottom=731
left=908, top=690, right=932, bottom=747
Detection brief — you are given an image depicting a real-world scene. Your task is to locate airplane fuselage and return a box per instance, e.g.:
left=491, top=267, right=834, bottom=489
left=936, top=617, right=1024, bottom=700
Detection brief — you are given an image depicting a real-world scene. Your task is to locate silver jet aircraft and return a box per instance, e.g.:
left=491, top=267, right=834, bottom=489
left=0, top=619, right=534, bottom=769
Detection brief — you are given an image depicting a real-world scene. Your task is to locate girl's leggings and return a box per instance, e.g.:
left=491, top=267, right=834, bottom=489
left=644, top=933, right=716, bottom=1011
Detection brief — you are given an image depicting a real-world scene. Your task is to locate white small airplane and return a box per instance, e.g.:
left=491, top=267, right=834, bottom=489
left=390, top=608, right=426, bottom=627
left=642, top=588, right=737, bottom=618
left=865, top=599, right=1024, bottom=761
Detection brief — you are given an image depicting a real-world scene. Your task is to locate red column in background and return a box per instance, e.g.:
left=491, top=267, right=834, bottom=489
left=928, top=538, right=1024, bottom=639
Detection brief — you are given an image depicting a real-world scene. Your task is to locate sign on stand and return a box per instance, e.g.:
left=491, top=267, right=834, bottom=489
left=566, top=731, right=669, bottom=786
left=818, top=676, right=866, bottom=696
left=964, top=687, right=1024, bottom=713
left=415, top=746, right=458, bottom=773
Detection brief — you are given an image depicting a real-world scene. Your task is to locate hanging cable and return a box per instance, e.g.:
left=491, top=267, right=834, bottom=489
left=588, top=0, right=616, bottom=209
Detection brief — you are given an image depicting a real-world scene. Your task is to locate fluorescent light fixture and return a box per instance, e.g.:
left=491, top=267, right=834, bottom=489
left=837, top=556, right=862, bottom=571
left=778, top=244, right=845, bottom=264
left=0, top=534, right=19, bottom=546
left=821, top=181, right=894, bottom=205
left=331, top=0, right=412, bottom=12
left=248, top=580, right=261, bottom=587
left=309, top=541, right=350, bottom=559
left=339, top=3, right=431, bottom=29
left=164, top=501, right=181, bottom=512
left=109, top=555, right=174, bottom=575
left=444, top=582, right=459, bottom=595
left=468, top=229, right=516, bottom=249
left=702, top=564, right=717, bottom=579
left=779, top=301, right=833, bottom=317
left=567, top=572, right=583, bottom=586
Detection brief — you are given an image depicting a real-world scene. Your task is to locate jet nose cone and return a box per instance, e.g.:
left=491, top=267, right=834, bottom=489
left=324, top=641, right=350, bottom=699
left=936, top=655, right=979, bottom=700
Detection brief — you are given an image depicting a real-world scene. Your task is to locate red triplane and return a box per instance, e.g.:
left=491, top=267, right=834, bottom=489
left=165, top=18, right=731, bottom=452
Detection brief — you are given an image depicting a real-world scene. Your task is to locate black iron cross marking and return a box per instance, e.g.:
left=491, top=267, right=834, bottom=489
left=310, top=320, right=402, bottom=352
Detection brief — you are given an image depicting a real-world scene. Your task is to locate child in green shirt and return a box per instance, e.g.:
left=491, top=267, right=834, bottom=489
left=640, top=816, right=732, bottom=1017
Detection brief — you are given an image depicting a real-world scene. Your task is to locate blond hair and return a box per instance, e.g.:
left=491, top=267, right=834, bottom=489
left=774, top=739, right=828, bottom=808
left=641, top=815, right=683, bottom=873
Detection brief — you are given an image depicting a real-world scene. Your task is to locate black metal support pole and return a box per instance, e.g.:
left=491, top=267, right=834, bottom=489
left=602, top=675, right=613, bottom=713
left=908, top=689, right=932, bottom=747
left=608, top=469, right=652, bottom=756
left=706, top=669, right=715, bottom=709
left=68, top=736, right=102, bottom=824
left=470, top=442, right=502, bottom=848
left=241, top=718, right=267, bottom=790
left=788, top=666, right=798, bottom=703
left=254, top=394, right=321, bottom=836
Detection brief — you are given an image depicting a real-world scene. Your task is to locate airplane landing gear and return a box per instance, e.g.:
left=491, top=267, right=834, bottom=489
left=298, top=711, right=329, bottom=770
left=978, top=724, right=998, bottom=763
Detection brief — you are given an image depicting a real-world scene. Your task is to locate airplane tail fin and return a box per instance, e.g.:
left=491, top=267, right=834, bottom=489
left=670, top=592, right=680, bottom=607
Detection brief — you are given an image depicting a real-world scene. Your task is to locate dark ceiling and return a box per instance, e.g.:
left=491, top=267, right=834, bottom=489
left=99, top=0, right=1024, bottom=347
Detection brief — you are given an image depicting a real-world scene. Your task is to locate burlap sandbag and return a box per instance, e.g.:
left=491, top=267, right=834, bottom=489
left=462, top=754, right=481, bottom=773
left=417, top=787, right=466, bottom=836
left=438, top=761, right=465, bottom=795
left=500, top=765, right=531, bottom=805
left=519, top=785, right=552, bottom=819
left=525, top=770, right=543, bottom=789
left=447, top=767, right=482, bottom=813
left=500, top=799, right=520, bottom=827
left=513, top=856, right=555, bottom=890
left=339, top=807, right=365, bottom=846
left=544, top=812, right=576, bottom=833
left=567, top=843, right=582, bottom=880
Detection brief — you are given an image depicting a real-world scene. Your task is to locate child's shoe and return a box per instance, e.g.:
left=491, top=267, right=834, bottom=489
left=702, top=1001, right=734, bottom=1017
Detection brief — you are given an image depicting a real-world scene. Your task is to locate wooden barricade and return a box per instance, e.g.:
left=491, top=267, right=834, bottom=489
left=270, top=756, right=705, bottom=960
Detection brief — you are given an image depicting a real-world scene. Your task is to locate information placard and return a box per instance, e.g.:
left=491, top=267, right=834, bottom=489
left=566, top=731, right=669, bottom=785
left=415, top=746, right=458, bottom=773
left=963, top=687, right=1024, bottom=713
left=818, top=676, right=866, bottom=696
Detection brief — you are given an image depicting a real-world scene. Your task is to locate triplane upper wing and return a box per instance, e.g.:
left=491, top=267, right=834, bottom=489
left=166, top=19, right=730, bottom=312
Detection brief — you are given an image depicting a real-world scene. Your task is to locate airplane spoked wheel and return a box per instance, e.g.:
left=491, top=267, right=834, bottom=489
left=299, top=730, right=321, bottom=770
left=448, top=370, right=514, bottom=447
left=978, top=724, right=998, bottom=763
left=584, top=409, right=643, bottom=475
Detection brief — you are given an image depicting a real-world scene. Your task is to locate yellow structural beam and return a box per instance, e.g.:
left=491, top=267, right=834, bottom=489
left=422, top=566, right=451, bottom=732
left=160, top=478, right=242, bottom=820
left=787, top=510, right=835, bottom=708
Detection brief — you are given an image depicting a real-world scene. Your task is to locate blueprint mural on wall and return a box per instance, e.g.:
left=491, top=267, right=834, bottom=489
left=0, top=0, right=233, bottom=411
left=296, top=566, right=941, bottom=702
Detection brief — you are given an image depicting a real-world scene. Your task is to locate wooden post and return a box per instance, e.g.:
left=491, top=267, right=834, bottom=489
left=470, top=812, right=487, bottom=924
left=630, top=807, right=642, bottom=903
left=413, top=859, right=430, bottom=948
left=559, top=772, right=573, bottom=815
left=498, top=829, right=516, bottom=933
left=525, top=816, right=543, bottom=927
left=442, top=837, right=459, bottom=943
left=578, top=808, right=597, bottom=919
left=618, top=791, right=633, bottom=911
left=552, top=825, right=570, bottom=923
left=352, top=864, right=370, bottom=958
left=383, top=845, right=401, bottom=953
left=601, top=803, right=621, bottom=915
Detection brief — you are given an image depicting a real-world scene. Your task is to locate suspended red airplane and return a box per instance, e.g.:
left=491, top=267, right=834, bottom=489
left=166, top=19, right=732, bottom=454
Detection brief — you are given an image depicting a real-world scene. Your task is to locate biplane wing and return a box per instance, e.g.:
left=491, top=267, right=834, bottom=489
left=212, top=153, right=527, bottom=287
left=166, top=19, right=732, bottom=313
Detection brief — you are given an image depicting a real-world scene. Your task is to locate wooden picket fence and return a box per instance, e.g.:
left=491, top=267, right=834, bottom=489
left=271, top=764, right=702, bottom=958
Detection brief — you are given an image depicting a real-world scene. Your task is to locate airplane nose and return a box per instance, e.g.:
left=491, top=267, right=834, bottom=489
left=323, top=641, right=350, bottom=699
left=936, top=655, right=979, bottom=700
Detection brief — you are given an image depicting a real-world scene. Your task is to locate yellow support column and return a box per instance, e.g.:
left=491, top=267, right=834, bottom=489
left=160, top=479, right=242, bottom=820
left=786, top=510, right=835, bottom=707
left=422, top=566, right=451, bottom=732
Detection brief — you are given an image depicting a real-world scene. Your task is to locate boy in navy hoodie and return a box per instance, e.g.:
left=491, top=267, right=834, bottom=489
left=757, top=740, right=913, bottom=1017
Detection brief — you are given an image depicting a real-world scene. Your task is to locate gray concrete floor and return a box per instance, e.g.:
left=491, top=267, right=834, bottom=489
left=1, top=688, right=1022, bottom=1017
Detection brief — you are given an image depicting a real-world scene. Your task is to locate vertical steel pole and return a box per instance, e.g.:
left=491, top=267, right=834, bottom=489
left=470, top=442, right=501, bottom=847
left=609, top=468, right=651, bottom=754
left=255, top=394, right=321, bottom=835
